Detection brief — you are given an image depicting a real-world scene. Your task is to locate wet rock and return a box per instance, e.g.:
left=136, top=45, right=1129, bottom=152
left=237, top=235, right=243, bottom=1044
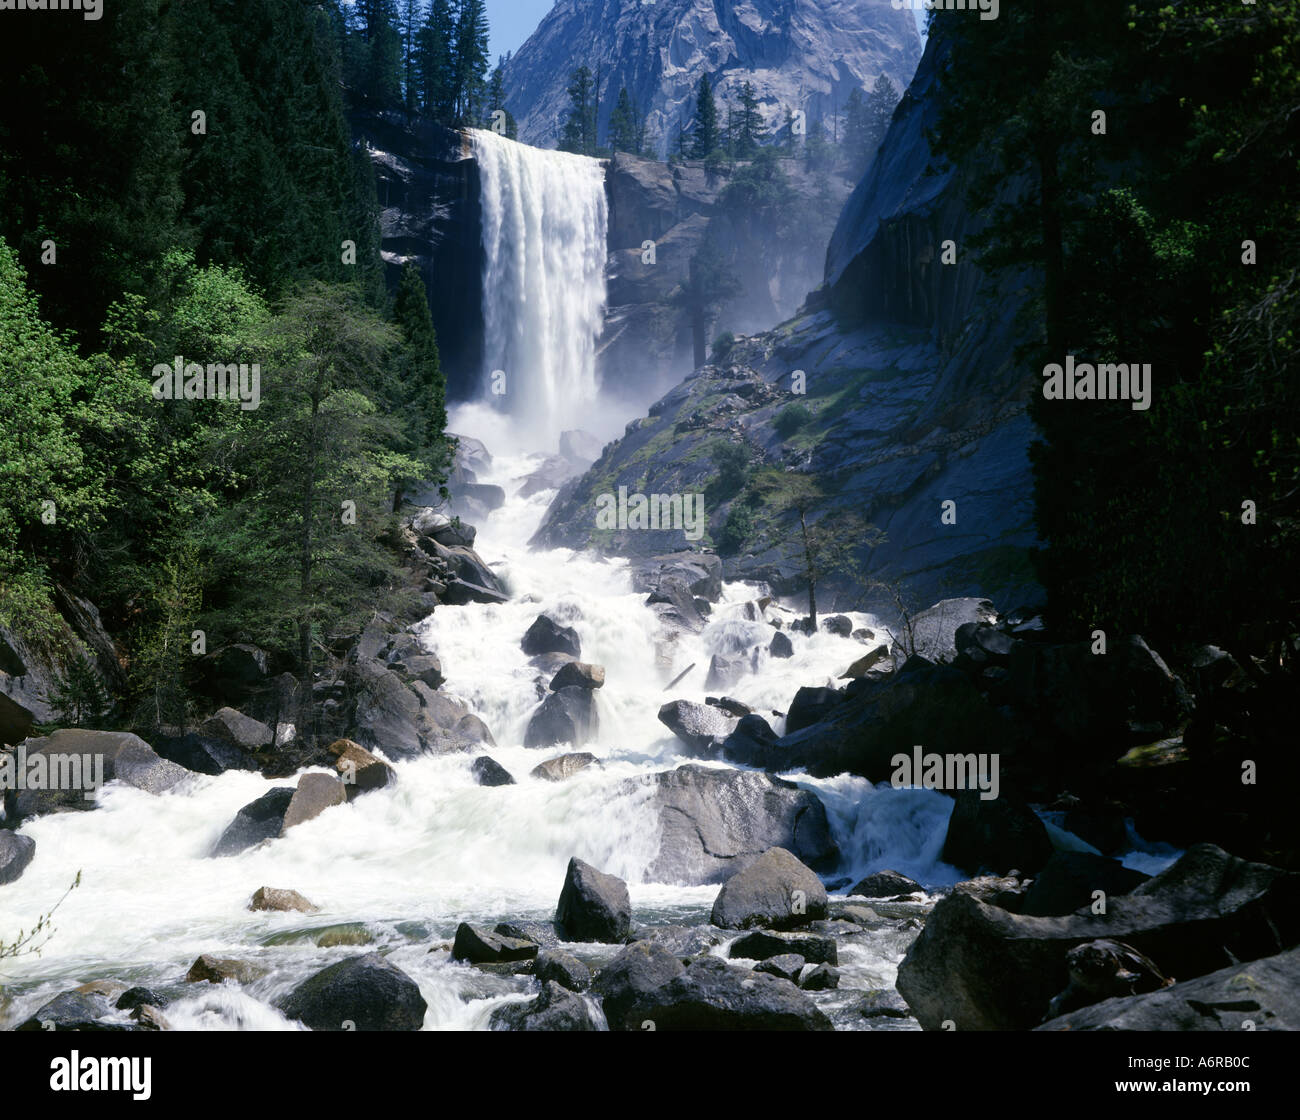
left=211, top=786, right=294, bottom=856
left=784, top=686, right=842, bottom=735
left=1037, top=945, right=1300, bottom=1031
left=151, top=730, right=260, bottom=776
left=841, top=646, right=890, bottom=678
left=471, top=756, right=516, bottom=786
left=530, top=752, right=598, bottom=782
left=592, top=940, right=687, bottom=1029
left=489, top=979, right=600, bottom=1031
left=896, top=843, right=1300, bottom=1030
left=3, top=729, right=188, bottom=821
left=633, top=764, right=838, bottom=885
left=549, top=661, right=605, bottom=690
left=186, top=955, right=267, bottom=985
left=116, top=987, right=166, bottom=1012
left=1020, top=851, right=1150, bottom=917
left=859, top=989, right=912, bottom=1019
left=822, top=615, right=853, bottom=637
left=533, top=948, right=592, bottom=991
left=0, top=829, right=35, bottom=884
left=394, top=653, right=445, bottom=689
left=131, top=1005, right=171, bottom=1031
left=629, top=553, right=723, bottom=602
left=15, top=990, right=129, bottom=1032
left=326, top=738, right=396, bottom=798
left=494, top=920, right=560, bottom=950
left=524, top=687, right=598, bottom=748
left=278, top=953, right=426, bottom=1031
left=521, top=614, right=581, bottom=658
left=199, top=706, right=273, bottom=751
left=623, top=956, right=833, bottom=1031
left=719, top=712, right=779, bottom=767
left=441, top=578, right=509, bottom=605
left=903, top=598, right=998, bottom=664
left=848, top=869, right=922, bottom=899
left=753, top=953, right=804, bottom=982
left=452, top=922, right=539, bottom=963
left=800, top=964, right=839, bottom=991
left=769, top=631, right=794, bottom=659
left=711, top=846, right=828, bottom=930
left=707, top=696, right=752, bottom=718
left=728, top=929, right=838, bottom=966
left=249, top=886, right=318, bottom=913
left=941, top=790, right=1054, bottom=877
left=279, top=772, right=347, bottom=835
left=555, top=857, right=632, bottom=943
left=657, top=699, right=738, bottom=757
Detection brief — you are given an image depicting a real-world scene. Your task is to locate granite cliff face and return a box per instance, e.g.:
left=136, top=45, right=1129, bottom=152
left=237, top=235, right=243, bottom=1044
left=502, top=0, right=922, bottom=157
left=534, top=33, right=1043, bottom=611
left=348, top=110, right=485, bottom=400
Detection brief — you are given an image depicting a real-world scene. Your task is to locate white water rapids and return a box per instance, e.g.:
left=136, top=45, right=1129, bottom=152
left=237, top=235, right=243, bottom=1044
left=0, top=134, right=1178, bottom=1032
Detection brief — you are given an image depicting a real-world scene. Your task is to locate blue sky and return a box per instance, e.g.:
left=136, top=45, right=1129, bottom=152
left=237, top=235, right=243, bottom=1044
left=487, top=0, right=555, bottom=61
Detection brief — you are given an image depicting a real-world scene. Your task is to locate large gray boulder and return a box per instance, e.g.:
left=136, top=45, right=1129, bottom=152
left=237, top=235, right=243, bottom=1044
left=452, top=922, right=539, bottom=963
left=470, top=756, right=515, bottom=787
left=710, top=847, right=828, bottom=930
left=345, top=656, right=491, bottom=759
left=592, top=940, right=686, bottom=1030
left=941, top=790, right=1054, bottom=877
left=3, top=729, right=187, bottom=821
left=1037, top=946, right=1300, bottom=1031
left=622, top=956, right=833, bottom=1031
left=629, top=553, right=723, bottom=602
left=0, top=829, right=36, bottom=884
left=1020, top=852, right=1151, bottom=918
left=198, top=707, right=273, bottom=751
left=630, top=765, right=838, bottom=886
left=549, top=662, right=605, bottom=690
left=555, top=857, right=632, bottom=943
left=896, top=844, right=1300, bottom=1030
left=524, top=687, right=598, bottom=749
left=530, top=752, right=598, bottom=783
left=521, top=615, right=581, bottom=658
left=898, top=599, right=998, bottom=665
left=277, top=953, right=426, bottom=1031
left=657, top=699, right=738, bottom=757
left=279, top=773, right=347, bottom=836
left=211, top=786, right=294, bottom=857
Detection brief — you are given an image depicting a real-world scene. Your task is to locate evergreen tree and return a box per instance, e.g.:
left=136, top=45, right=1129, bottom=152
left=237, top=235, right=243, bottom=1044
left=399, top=0, right=426, bottom=111
left=560, top=66, right=598, bottom=155
left=607, top=87, right=643, bottom=155
left=736, top=81, right=763, bottom=157
left=690, top=75, right=720, bottom=158
left=487, top=59, right=518, bottom=137
left=0, top=0, right=183, bottom=347
left=864, top=75, right=900, bottom=160
left=452, top=0, right=491, bottom=125
left=844, top=88, right=871, bottom=177
left=392, top=262, right=451, bottom=469
left=416, top=0, right=456, bottom=119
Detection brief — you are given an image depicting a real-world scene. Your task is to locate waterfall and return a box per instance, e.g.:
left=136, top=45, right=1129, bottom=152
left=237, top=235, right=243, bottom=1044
left=470, top=129, right=609, bottom=452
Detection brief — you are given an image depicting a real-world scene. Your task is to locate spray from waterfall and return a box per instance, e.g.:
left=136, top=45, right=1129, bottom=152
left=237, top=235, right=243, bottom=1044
left=469, top=129, right=609, bottom=453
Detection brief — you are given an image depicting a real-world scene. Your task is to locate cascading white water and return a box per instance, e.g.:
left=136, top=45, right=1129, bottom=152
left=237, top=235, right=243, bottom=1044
left=471, top=129, right=609, bottom=452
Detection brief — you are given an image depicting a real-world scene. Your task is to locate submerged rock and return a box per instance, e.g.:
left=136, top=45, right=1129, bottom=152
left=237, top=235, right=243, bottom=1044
left=470, top=755, right=516, bottom=786
left=489, top=980, right=600, bottom=1031
left=524, top=687, right=598, bottom=749
left=521, top=614, right=582, bottom=658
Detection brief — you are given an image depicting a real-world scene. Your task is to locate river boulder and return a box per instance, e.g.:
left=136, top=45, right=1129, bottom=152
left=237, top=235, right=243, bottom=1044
left=592, top=940, right=686, bottom=1030
left=555, top=857, right=632, bottom=943
left=211, top=786, right=294, bottom=856
left=489, top=980, right=600, bottom=1031
left=710, top=846, right=828, bottom=930
left=896, top=843, right=1300, bottom=1030
left=521, top=614, right=581, bottom=658
left=631, top=765, right=838, bottom=886
left=524, top=687, right=598, bottom=748
left=621, top=956, right=833, bottom=1031
left=278, top=953, right=426, bottom=1031
left=0, top=829, right=35, bottom=884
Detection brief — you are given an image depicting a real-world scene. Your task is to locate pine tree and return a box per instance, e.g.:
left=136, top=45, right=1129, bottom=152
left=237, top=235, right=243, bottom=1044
left=452, top=0, right=490, bottom=125
left=393, top=262, right=450, bottom=460
left=844, top=88, right=871, bottom=176
left=486, top=59, right=517, bottom=136
left=607, top=87, right=642, bottom=155
left=736, top=81, right=763, bottom=157
left=690, top=75, right=720, bottom=158
left=399, top=0, right=426, bottom=111
left=864, top=75, right=900, bottom=158
left=416, top=0, right=456, bottom=119
left=560, top=66, right=598, bottom=155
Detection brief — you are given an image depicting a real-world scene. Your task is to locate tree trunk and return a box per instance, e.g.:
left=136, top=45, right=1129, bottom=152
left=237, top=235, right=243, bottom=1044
left=800, top=508, right=817, bottom=632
